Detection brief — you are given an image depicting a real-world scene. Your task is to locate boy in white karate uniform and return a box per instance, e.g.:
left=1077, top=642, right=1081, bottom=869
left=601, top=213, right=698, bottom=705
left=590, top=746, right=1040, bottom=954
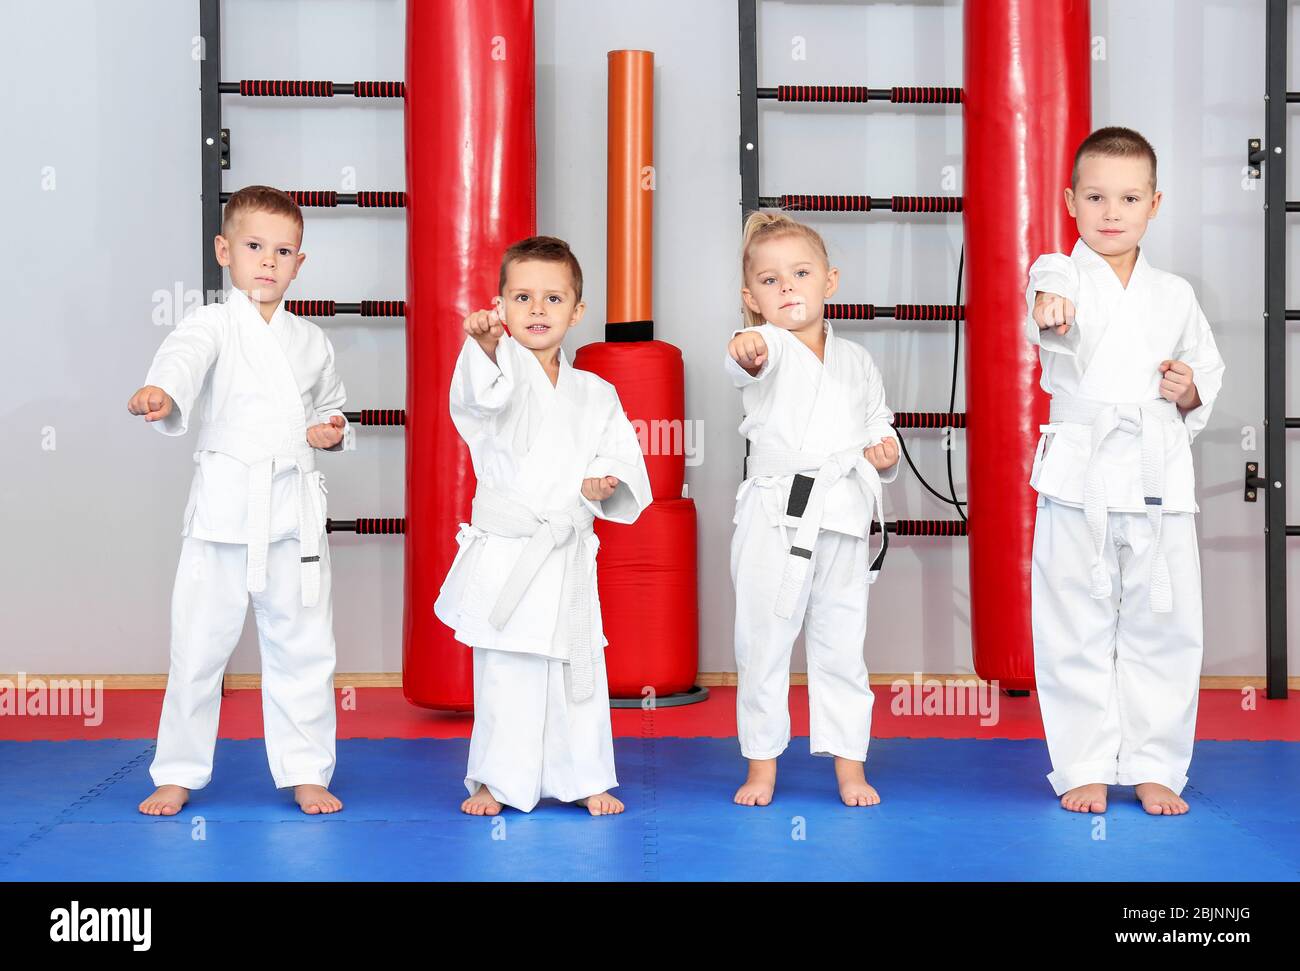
left=726, top=212, right=899, bottom=808
left=130, top=186, right=347, bottom=816
left=435, top=236, right=652, bottom=816
left=1026, top=128, right=1225, bottom=815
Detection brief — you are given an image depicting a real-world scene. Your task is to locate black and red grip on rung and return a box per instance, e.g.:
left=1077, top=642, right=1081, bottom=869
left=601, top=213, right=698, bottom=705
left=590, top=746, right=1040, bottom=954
left=327, top=518, right=406, bottom=534
left=892, top=412, right=967, bottom=429
left=357, top=409, right=406, bottom=426
left=352, top=81, right=406, bottom=97
left=240, top=79, right=334, bottom=97
left=871, top=519, right=969, bottom=537
left=891, top=86, right=962, bottom=103
left=780, top=194, right=874, bottom=212
left=285, top=299, right=336, bottom=317
left=360, top=299, right=406, bottom=316
left=289, top=190, right=339, bottom=207
left=892, top=303, right=965, bottom=319
left=891, top=195, right=964, bottom=212
left=777, top=84, right=871, bottom=102
left=825, top=303, right=966, bottom=321
left=776, top=194, right=963, bottom=212
left=356, top=191, right=407, bottom=207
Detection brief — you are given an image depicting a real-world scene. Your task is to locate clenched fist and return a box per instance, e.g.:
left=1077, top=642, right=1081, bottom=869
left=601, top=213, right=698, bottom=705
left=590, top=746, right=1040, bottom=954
left=1033, top=291, right=1076, bottom=336
left=728, top=330, right=769, bottom=375
left=1158, top=360, right=1200, bottom=410
left=307, top=414, right=346, bottom=449
left=464, top=303, right=506, bottom=359
left=127, top=385, right=174, bottom=423
left=581, top=475, right=620, bottom=502
left=864, top=436, right=899, bottom=471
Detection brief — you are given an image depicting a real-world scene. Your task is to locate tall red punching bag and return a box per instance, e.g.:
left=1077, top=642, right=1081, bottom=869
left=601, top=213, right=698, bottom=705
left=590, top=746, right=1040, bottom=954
left=963, top=1, right=1090, bottom=691
left=403, top=0, right=537, bottom=710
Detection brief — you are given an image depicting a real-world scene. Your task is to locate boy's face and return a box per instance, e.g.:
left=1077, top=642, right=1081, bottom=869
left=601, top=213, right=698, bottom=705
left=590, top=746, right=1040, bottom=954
left=496, top=258, right=585, bottom=353
left=214, top=209, right=306, bottom=307
left=741, top=235, right=838, bottom=331
left=1065, top=154, right=1162, bottom=257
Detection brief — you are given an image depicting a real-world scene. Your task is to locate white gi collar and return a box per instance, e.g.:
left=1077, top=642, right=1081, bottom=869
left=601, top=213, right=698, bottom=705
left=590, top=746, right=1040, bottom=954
left=784, top=320, right=833, bottom=365
left=225, top=284, right=289, bottom=331
left=515, top=337, right=575, bottom=399
left=1070, top=237, right=1150, bottom=293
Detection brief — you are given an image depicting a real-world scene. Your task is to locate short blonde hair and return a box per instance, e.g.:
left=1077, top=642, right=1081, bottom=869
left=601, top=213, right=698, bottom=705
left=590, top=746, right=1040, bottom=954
left=740, top=210, right=830, bottom=327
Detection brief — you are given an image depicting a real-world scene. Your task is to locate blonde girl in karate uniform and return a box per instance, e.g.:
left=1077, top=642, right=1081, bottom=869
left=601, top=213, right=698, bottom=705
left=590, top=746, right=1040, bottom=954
left=1027, top=128, right=1225, bottom=816
left=726, top=212, right=900, bottom=808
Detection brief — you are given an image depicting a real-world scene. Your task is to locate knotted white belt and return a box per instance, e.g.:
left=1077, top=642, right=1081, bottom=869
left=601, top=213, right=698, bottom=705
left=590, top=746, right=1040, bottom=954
left=747, top=446, right=888, bottom=620
left=1048, top=394, right=1179, bottom=613
left=468, top=488, right=599, bottom=701
left=244, top=450, right=328, bottom=608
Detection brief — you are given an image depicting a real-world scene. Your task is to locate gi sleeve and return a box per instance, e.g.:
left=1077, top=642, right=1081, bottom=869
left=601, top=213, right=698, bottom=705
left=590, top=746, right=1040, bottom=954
left=143, top=306, right=225, bottom=436
left=723, top=323, right=782, bottom=387
left=449, top=335, right=517, bottom=443
left=1175, top=288, right=1225, bottom=442
left=861, top=352, right=900, bottom=485
left=1024, top=252, right=1082, bottom=356
left=310, top=335, right=349, bottom=452
left=579, top=392, right=653, bottom=524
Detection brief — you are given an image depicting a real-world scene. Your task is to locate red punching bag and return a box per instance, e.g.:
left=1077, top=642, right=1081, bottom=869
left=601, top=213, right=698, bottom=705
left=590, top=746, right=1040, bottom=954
left=963, top=0, right=1091, bottom=690
left=403, top=0, right=537, bottom=710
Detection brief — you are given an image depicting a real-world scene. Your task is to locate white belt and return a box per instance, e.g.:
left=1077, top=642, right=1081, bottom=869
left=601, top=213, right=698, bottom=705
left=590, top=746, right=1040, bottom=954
left=245, top=450, right=328, bottom=608
left=1048, top=394, right=1179, bottom=613
left=747, top=446, right=887, bottom=619
left=468, top=488, right=599, bottom=701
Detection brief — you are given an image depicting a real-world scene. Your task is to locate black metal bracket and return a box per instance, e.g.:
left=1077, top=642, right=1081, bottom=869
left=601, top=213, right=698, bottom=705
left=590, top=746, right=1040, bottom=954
left=1245, top=461, right=1267, bottom=501
left=219, top=128, right=230, bottom=170
left=1248, top=137, right=1265, bottom=178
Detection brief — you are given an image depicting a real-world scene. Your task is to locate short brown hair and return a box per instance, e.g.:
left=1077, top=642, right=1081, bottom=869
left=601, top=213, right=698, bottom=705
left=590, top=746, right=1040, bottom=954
left=739, top=210, right=830, bottom=328
left=221, top=185, right=304, bottom=241
left=1072, top=126, right=1157, bottom=191
left=498, top=235, right=583, bottom=303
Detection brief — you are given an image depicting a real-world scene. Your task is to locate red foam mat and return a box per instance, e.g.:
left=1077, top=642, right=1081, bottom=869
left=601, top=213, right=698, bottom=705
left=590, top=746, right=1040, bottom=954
left=1, top=685, right=1296, bottom=742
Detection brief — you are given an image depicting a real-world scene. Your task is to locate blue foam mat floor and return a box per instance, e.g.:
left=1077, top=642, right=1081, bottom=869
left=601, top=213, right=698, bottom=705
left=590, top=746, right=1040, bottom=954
left=0, top=737, right=1297, bottom=881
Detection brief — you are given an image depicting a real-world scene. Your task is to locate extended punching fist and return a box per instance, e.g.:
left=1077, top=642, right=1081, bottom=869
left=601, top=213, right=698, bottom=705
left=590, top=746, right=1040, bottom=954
left=728, top=330, right=769, bottom=375
left=464, top=301, right=506, bottom=357
left=127, top=385, right=174, bottom=423
left=1033, top=291, right=1076, bottom=336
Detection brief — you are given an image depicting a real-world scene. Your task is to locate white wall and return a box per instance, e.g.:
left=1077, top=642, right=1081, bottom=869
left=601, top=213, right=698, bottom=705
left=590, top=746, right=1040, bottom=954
left=0, top=0, right=1293, bottom=679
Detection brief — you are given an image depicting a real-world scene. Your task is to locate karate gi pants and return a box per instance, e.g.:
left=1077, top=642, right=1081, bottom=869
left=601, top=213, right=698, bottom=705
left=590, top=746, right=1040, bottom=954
left=465, top=645, right=617, bottom=812
left=1032, top=497, right=1203, bottom=796
left=731, top=497, right=875, bottom=762
left=150, top=536, right=338, bottom=790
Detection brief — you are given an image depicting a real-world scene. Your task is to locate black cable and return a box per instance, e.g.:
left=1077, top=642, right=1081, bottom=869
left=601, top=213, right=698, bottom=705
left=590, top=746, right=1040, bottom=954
left=947, top=245, right=967, bottom=521
left=895, top=431, right=965, bottom=506
left=891, top=243, right=968, bottom=517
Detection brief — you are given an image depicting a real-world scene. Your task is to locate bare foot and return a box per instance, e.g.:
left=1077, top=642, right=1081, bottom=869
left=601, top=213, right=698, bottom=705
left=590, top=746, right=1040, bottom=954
left=1135, top=782, right=1188, bottom=816
left=577, top=791, right=624, bottom=816
left=833, top=756, right=880, bottom=807
left=138, top=785, right=189, bottom=816
left=294, top=784, right=343, bottom=815
left=461, top=784, right=502, bottom=816
left=734, top=758, right=777, bottom=806
left=1060, top=783, right=1108, bottom=813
